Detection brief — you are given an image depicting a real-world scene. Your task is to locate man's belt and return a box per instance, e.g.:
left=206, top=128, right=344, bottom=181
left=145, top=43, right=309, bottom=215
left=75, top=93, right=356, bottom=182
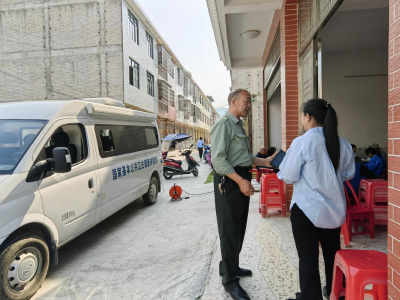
left=233, top=166, right=252, bottom=172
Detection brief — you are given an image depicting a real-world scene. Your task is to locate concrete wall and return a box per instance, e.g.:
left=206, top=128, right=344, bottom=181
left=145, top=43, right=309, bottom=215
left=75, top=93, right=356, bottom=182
left=231, top=68, right=264, bottom=154
left=267, top=88, right=282, bottom=149
left=322, top=49, right=388, bottom=155
left=122, top=0, right=158, bottom=113
left=0, top=0, right=124, bottom=102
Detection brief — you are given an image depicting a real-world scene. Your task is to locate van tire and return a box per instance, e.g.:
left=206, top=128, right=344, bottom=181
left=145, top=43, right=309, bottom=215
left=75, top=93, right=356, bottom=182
left=0, top=235, right=50, bottom=300
left=143, top=176, right=159, bottom=205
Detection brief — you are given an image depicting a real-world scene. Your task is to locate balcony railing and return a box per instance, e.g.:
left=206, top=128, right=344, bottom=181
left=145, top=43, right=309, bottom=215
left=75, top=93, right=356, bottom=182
left=158, top=100, right=168, bottom=113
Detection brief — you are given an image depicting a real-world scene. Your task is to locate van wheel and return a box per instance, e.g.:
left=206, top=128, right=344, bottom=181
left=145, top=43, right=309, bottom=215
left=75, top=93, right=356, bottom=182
left=193, top=168, right=199, bottom=177
left=143, top=176, right=159, bottom=205
left=0, top=235, right=50, bottom=300
left=163, top=170, right=173, bottom=180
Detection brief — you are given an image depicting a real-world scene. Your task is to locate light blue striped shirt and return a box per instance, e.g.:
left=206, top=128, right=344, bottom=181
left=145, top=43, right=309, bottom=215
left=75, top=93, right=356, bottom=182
left=278, top=127, right=355, bottom=229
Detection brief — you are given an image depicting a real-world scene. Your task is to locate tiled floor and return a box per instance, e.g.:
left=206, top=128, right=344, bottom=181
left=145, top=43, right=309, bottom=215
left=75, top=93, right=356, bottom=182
left=201, top=179, right=388, bottom=300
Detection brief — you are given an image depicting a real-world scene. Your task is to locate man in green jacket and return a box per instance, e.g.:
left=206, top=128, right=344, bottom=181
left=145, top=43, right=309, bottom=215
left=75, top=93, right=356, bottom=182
left=211, top=89, right=276, bottom=300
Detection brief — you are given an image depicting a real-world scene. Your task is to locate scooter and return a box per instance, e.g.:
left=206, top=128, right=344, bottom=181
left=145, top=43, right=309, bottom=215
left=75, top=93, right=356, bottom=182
left=203, top=145, right=211, bottom=162
left=163, top=144, right=200, bottom=180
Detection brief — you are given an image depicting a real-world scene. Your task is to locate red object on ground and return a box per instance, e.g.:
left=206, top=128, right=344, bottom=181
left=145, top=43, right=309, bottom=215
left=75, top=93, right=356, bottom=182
left=359, top=179, right=388, bottom=226
left=259, top=171, right=286, bottom=218
left=169, top=185, right=182, bottom=200
left=344, top=181, right=375, bottom=240
left=330, top=250, right=387, bottom=300
left=341, top=221, right=350, bottom=248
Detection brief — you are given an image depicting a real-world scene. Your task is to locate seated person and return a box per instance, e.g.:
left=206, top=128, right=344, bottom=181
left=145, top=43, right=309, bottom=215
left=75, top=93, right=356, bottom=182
left=256, top=147, right=267, bottom=171
left=347, top=157, right=377, bottom=195
left=351, top=143, right=359, bottom=160
left=256, top=147, right=279, bottom=173
left=371, top=143, right=388, bottom=164
left=364, top=147, right=387, bottom=178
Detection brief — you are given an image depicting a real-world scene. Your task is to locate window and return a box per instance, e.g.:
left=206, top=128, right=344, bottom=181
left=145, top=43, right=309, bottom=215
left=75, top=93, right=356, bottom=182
left=129, top=58, right=140, bottom=89
left=35, top=124, right=88, bottom=167
left=170, top=89, right=175, bottom=107
left=169, top=64, right=175, bottom=79
left=95, top=125, right=159, bottom=158
left=147, top=72, right=154, bottom=96
left=178, top=69, right=184, bottom=86
left=146, top=32, right=154, bottom=59
left=100, top=129, right=115, bottom=152
left=0, top=120, right=46, bottom=174
left=128, top=11, right=139, bottom=44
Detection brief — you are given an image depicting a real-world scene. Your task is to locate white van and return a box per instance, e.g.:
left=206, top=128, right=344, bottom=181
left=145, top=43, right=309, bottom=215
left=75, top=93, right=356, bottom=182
left=0, top=99, right=162, bottom=299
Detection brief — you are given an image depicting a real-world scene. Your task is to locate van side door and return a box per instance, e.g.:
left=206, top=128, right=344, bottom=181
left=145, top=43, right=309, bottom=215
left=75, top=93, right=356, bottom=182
left=33, top=120, right=99, bottom=244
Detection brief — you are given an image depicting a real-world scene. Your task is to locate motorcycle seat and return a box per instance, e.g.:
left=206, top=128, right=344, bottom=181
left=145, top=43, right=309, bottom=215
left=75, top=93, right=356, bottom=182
left=168, top=159, right=182, bottom=165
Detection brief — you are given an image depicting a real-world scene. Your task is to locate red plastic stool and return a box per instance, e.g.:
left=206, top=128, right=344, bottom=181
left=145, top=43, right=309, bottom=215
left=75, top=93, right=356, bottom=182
left=260, top=172, right=286, bottom=218
left=344, top=182, right=375, bottom=240
left=359, top=179, right=388, bottom=226
left=330, top=250, right=387, bottom=300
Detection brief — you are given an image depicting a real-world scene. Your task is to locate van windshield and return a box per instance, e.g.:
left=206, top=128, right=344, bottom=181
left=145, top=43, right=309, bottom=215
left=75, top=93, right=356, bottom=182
left=0, top=120, right=47, bottom=175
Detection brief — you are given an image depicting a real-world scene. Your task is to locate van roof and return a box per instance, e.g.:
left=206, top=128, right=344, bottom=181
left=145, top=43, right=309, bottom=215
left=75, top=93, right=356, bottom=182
left=0, top=100, right=155, bottom=121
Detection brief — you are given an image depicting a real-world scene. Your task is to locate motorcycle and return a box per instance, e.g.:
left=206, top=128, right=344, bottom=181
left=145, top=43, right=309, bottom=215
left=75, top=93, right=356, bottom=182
left=161, top=133, right=200, bottom=180
left=203, top=145, right=211, bottom=162
left=205, top=148, right=213, bottom=168
left=163, top=144, right=200, bottom=179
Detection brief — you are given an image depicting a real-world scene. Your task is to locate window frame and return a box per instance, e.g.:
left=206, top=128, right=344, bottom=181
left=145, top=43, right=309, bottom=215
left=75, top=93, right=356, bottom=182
left=33, top=123, right=89, bottom=177
left=129, top=58, right=140, bottom=89
left=146, top=31, right=154, bottom=59
left=147, top=71, right=154, bottom=96
left=128, top=10, right=139, bottom=45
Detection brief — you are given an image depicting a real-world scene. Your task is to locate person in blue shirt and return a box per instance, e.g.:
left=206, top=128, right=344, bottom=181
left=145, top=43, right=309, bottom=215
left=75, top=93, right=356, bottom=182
left=278, top=99, right=355, bottom=300
left=364, top=147, right=387, bottom=178
left=347, top=156, right=377, bottom=196
left=197, top=137, right=205, bottom=160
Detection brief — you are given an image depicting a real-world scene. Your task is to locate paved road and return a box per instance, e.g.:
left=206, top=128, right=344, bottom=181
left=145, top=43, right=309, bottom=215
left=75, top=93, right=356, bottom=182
left=33, top=159, right=217, bottom=300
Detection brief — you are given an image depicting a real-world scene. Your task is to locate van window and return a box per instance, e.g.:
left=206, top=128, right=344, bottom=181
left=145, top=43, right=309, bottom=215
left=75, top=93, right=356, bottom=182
left=0, top=120, right=46, bottom=174
left=95, top=125, right=159, bottom=158
left=35, top=124, right=88, bottom=166
left=99, top=129, right=115, bottom=152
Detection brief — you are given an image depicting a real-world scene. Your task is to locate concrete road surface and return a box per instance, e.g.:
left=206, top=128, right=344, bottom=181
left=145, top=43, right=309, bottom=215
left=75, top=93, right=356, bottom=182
left=33, top=160, right=217, bottom=300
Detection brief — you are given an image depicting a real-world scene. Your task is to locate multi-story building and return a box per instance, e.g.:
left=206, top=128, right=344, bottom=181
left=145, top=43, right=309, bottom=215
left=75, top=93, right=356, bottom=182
left=0, top=0, right=215, bottom=143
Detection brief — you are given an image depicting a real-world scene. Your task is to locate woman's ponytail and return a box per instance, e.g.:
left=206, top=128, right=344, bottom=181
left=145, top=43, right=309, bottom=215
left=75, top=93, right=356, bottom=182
left=303, top=99, right=340, bottom=172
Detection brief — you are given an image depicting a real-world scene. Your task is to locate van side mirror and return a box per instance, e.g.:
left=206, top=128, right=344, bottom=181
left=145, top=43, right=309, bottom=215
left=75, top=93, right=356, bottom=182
left=47, top=148, right=72, bottom=173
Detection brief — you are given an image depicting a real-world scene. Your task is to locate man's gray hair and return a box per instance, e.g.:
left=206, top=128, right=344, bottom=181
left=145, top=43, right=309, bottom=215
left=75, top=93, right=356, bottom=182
left=228, top=88, right=247, bottom=105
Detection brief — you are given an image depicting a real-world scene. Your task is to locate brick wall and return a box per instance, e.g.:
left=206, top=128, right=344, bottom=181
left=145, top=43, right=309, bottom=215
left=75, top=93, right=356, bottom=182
left=388, top=0, right=400, bottom=296
left=262, top=1, right=299, bottom=206
left=0, top=0, right=124, bottom=102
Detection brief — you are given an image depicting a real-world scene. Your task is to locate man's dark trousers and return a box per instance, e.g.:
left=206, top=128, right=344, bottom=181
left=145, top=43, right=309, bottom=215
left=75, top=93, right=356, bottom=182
left=198, top=148, right=203, bottom=159
left=214, top=166, right=251, bottom=285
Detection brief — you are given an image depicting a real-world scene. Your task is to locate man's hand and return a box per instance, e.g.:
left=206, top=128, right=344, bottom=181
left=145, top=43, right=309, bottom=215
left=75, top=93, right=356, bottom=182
left=238, top=178, right=255, bottom=197
left=254, top=152, right=278, bottom=168
left=226, top=172, right=255, bottom=197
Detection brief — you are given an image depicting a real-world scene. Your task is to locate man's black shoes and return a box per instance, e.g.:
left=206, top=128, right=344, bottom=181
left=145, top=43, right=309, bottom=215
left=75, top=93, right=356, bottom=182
left=219, top=264, right=253, bottom=277
left=224, top=282, right=251, bottom=300
left=237, top=267, right=252, bottom=277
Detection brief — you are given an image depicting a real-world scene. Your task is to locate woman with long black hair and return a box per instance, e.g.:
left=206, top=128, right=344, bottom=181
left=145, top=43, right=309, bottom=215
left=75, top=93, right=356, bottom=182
left=278, top=99, right=355, bottom=300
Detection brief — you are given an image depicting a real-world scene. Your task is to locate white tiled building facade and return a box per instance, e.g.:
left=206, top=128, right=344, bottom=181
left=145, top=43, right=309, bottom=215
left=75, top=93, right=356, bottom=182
left=0, top=0, right=216, bottom=141
left=231, top=68, right=264, bottom=154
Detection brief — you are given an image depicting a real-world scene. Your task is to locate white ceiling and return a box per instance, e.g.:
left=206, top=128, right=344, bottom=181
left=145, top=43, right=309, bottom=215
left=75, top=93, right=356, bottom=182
left=226, top=10, right=275, bottom=68
left=208, top=0, right=282, bottom=69
left=321, top=7, right=389, bottom=53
